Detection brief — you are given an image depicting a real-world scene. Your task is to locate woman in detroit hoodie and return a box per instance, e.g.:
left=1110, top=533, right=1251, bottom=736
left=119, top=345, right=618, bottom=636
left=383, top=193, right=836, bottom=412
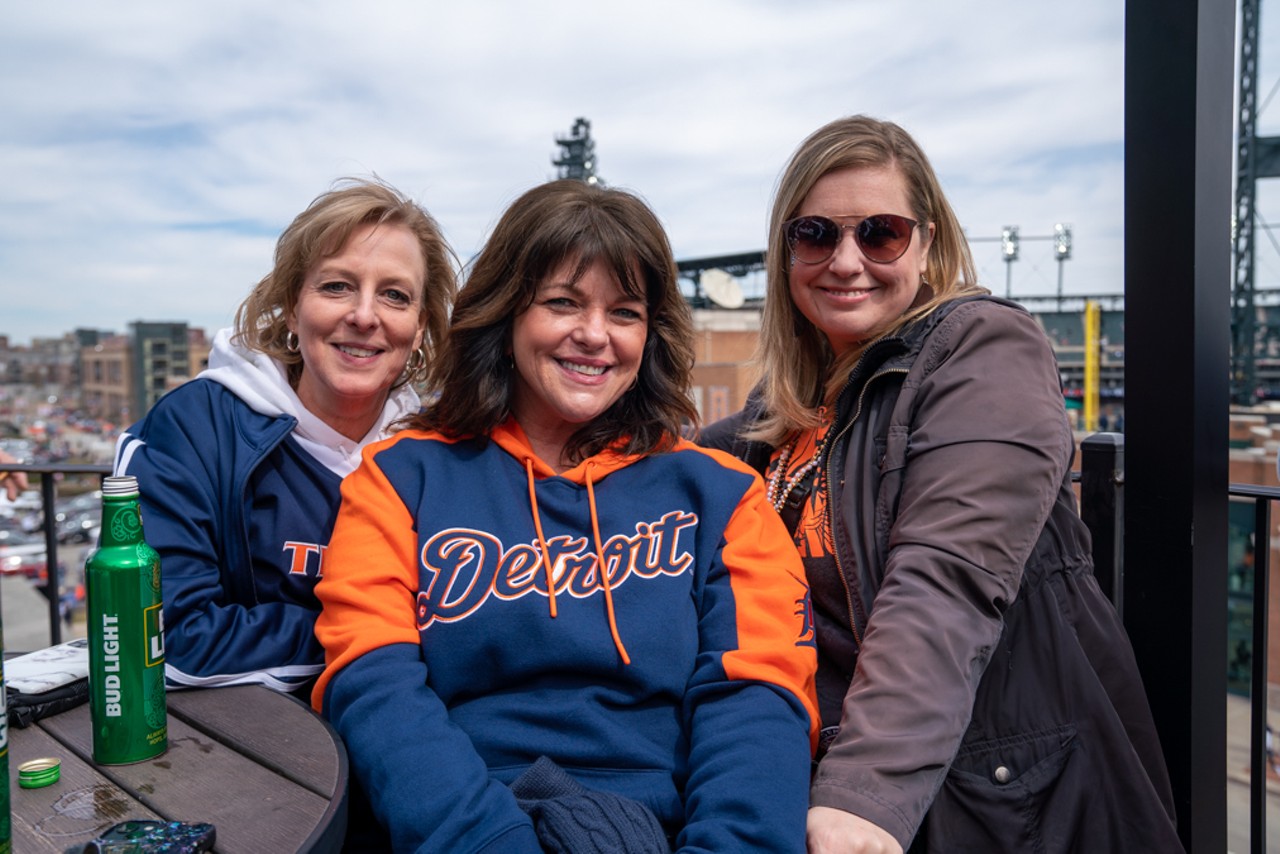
left=313, top=180, right=819, bottom=853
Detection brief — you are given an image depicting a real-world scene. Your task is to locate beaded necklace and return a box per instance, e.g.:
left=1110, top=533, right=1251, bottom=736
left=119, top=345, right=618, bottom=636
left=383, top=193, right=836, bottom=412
left=765, top=408, right=833, bottom=513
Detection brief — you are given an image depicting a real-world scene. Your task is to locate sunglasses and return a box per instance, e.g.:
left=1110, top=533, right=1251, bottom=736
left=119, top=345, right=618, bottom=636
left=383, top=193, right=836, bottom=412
left=783, top=213, right=920, bottom=265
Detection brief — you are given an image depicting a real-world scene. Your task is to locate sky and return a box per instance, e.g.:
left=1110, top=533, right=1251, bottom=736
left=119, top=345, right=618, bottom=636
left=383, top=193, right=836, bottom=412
left=2, top=1, right=1276, bottom=345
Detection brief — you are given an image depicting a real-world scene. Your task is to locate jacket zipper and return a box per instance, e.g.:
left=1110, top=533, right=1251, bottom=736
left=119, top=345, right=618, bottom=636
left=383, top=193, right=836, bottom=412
left=825, top=362, right=909, bottom=649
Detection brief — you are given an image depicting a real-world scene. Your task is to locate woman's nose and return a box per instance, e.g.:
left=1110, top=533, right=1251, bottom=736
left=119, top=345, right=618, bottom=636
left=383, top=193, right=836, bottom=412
left=347, top=289, right=379, bottom=328
left=827, top=230, right=866, bottom=275
left=572, top=309, right=608, bottom=346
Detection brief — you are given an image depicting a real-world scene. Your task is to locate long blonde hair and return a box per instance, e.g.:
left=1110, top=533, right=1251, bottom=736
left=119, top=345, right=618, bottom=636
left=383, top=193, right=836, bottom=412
left=750, top=115, right=986, bottom=445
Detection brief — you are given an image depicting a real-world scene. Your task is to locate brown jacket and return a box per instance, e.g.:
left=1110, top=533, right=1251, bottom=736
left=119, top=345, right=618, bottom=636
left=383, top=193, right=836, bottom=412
left=701, top=296, right=1181, bottom=852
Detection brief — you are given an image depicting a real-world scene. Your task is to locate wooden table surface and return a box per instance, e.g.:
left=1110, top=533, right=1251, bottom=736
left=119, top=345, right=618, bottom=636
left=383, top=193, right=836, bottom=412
left=7, top=684, right=348, bottom=853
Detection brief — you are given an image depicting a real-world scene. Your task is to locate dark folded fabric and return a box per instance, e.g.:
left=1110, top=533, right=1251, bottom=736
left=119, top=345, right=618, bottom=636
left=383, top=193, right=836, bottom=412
left=8, top=677, right=90, bottom=728
left=511, top=756, right=670, bottom=854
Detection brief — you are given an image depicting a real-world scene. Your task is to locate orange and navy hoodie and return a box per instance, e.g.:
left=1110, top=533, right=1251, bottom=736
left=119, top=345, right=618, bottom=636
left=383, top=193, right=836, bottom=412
left=313, top=418, right=819, bottom=854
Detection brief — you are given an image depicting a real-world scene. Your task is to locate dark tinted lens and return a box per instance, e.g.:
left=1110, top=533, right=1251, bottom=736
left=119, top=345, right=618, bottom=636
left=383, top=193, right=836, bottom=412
left=786, top=216, right=840, bottom=263
left=856, top=215, right=914, bottom=262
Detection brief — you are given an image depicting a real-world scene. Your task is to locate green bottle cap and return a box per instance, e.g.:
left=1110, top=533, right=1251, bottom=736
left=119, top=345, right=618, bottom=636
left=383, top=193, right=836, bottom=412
left=18, top=756, right=61, bottom=788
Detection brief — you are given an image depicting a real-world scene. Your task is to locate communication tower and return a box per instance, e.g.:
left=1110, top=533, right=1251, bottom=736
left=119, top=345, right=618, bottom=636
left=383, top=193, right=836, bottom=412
left=553, top=118, right=601, bottom=184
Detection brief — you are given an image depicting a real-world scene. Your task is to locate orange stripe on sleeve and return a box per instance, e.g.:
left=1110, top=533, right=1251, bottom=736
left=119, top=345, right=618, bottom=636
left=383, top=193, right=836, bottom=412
left=708, top=450, right=820, bottom=752
left=312, top=432, right=426, bottom=711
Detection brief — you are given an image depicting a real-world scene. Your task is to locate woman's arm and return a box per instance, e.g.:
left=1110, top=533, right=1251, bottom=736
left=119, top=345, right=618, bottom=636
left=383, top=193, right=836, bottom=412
left=811, top=302, right=1073, bottom=847
left=677, top=462, right=819, bottom=853
left=314, top=442, right=542, bottom=854
left=116, top=385, right=322, bottom=692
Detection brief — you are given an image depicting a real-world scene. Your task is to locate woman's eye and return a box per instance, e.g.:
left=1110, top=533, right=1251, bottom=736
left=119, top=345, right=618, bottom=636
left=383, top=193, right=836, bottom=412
left=319, top=280, right=350, bottom=293
left=614, top=305, right=646, bottom=322
left=384, top=288, right=412, bottom=305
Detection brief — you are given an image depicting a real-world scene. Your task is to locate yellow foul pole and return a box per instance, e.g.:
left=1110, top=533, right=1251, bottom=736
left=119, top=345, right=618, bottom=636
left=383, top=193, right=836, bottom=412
left=1083, top=300, right=1100, bottom=432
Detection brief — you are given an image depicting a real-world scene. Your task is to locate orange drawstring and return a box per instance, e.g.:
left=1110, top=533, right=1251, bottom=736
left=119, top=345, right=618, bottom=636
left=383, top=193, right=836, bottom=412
left=525, top=458, right=558, bottom=619
left=586, top=464, right=631, bottom=665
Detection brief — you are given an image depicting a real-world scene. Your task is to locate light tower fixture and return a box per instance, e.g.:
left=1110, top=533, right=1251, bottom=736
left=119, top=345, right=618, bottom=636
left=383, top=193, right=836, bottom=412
left=1054, top=223, right=1072, bottom=307
left=1001, top=226, right=1020, bottom=298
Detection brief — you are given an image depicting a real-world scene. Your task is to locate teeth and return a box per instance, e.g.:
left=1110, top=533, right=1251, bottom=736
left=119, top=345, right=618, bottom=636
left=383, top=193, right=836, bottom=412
left=338, top=345, right=378, bottom=357
left=561, top=360, right=606, bottom=376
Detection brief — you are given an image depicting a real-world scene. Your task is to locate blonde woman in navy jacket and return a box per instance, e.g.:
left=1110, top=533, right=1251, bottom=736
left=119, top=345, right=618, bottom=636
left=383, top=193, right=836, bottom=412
left=314, top=180, right=819, bottom=853
left=114, top=179, right=456, bottom=695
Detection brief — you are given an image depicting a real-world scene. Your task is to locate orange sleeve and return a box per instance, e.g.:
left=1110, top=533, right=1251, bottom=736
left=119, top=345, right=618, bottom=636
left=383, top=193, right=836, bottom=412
left=705, top=446, right=821, bottom=753
left=311, top=434, right=424, bottom=711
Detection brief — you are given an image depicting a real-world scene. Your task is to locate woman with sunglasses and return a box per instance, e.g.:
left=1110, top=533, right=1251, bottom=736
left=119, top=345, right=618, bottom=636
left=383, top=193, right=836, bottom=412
left=701, top=115, right=1181, bottom=853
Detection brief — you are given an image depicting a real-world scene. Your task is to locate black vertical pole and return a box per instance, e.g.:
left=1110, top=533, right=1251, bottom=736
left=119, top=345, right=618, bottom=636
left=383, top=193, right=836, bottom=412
left=39, top=473, right=62, bottom=647
left=1080, top=432, right=1124, bottom=617
left=1124, top=1, right=1233, bottom=851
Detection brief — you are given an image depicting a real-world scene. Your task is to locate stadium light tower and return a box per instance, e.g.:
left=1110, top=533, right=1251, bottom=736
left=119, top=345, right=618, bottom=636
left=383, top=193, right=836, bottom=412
left=1001, top=226, right=1020, bottom=298
left=1054, top=223, right=1072, bottom=307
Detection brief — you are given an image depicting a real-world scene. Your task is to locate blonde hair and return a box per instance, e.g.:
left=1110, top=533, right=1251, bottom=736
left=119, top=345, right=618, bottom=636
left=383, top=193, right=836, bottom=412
left=750, top=115, right=986, bottom=444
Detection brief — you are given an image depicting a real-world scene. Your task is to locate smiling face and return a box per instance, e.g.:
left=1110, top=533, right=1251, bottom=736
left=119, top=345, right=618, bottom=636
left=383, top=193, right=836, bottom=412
left=290, top=222, right=426, bottom=440
left=510, top=256, right=648, bottom=468
left=788, top=164, right=934, bottom=356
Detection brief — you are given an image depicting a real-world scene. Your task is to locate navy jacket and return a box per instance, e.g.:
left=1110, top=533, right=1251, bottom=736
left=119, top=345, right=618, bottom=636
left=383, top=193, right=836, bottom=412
left=114, top=379, right=331, bottom=692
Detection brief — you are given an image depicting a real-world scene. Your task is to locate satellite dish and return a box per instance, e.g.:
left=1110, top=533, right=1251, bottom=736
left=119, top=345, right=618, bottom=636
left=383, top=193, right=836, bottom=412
left=700, top=268, right=744, bottom=309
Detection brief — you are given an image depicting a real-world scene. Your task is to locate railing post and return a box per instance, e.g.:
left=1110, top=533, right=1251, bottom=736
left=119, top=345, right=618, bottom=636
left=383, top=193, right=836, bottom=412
left=37, top=473, right=62, bottom=646
left=1080, top=432, right=1125, bottom=618
left=1250, top=492, right=1270, bottom=854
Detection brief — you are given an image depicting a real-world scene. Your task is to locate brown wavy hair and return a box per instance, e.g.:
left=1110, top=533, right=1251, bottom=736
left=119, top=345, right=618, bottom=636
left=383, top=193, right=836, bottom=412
left=233, top=177, right=457, bottom=389
left=750, top=115, right=987, bottom=444
left=410, top=179, right=697, bottom=462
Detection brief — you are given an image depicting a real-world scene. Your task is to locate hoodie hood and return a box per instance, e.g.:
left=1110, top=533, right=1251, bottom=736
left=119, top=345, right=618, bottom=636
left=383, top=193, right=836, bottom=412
left=200, top=327, right=420, bottom=477
left=489, top=418, right=637, bottom=483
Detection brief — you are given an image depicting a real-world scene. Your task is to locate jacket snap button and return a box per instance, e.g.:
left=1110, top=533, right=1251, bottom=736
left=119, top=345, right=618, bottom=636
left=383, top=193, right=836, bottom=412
left=994, top=765, right=1012, bottom=784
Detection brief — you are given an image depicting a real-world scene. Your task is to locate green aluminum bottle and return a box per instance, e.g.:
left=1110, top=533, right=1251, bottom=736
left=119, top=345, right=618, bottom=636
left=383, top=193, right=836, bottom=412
left=87, top=475, right=167, bottom=764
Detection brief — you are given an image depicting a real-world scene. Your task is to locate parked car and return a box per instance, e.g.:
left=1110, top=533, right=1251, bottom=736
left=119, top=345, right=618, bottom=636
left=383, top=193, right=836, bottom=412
left=0, top=547, right=46, bottom=580
left=0, top=530, right=46, bottom=579
left=55, top=509, right=99, bottom=544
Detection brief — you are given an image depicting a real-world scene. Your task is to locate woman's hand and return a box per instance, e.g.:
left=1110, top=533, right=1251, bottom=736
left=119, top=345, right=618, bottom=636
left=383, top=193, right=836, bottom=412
left=0, top=449, right=28, bottom=502
left=807, top=806, right=903, bottom=854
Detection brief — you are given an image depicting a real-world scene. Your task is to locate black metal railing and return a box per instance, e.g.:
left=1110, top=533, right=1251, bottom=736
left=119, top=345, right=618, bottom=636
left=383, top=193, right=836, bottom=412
left=0, top=462, right=111, bottom=646
left=1226, top=482, right=1275, bottom=854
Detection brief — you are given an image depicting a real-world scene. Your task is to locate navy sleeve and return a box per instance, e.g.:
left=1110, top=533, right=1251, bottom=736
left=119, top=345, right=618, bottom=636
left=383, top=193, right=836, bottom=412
left=322, top=645, right=542, bottom=854
left=114, top=385, right=323, bottom=692
left=676, top=473, right=816, bottom=853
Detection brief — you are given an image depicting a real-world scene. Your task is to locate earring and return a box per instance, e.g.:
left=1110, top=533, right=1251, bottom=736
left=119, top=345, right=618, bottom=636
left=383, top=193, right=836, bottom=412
left=401, top=347, right=427, bottom=383
left=286, top=331, right=300, bottom=354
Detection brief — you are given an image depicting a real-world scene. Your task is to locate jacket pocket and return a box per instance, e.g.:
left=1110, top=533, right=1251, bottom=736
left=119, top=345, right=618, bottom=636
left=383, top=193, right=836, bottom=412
left=922, top=724, right=1078, bottom=854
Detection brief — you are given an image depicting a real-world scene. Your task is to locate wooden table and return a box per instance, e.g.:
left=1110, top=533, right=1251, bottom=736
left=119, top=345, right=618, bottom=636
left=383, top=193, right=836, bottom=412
left=7, top=684, right=348, bottom=853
